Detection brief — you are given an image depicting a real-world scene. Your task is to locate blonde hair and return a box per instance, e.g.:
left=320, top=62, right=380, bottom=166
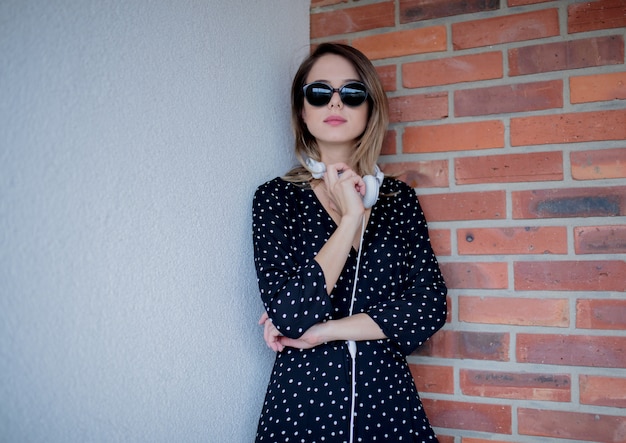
left=284, top=43, right=389, bottom=183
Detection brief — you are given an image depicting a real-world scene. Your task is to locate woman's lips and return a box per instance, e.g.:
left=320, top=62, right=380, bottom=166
left=324, top=116, right=347, bottom=126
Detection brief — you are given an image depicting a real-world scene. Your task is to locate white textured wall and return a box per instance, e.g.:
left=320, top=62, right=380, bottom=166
left=0, top=1, right=309, bottom=441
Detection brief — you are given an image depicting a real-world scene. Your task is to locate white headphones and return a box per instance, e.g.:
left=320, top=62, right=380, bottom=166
left=305, top=157, right=383, bottom=208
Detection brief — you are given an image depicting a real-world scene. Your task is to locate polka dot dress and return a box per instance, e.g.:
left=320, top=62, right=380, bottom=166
left=252, top=177, right=447, bottom=443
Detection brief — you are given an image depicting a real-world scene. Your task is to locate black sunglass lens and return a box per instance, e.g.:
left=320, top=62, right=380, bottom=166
left=340, top=83, right=368, bottom=106
left=305, top=83, right=333, bottom=106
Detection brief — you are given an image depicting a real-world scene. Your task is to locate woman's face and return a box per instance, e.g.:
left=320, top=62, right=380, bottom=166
left=301, top=54, right=369, bottom=155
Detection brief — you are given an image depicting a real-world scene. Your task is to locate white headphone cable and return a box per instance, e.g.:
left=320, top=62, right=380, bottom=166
left=347, top=215, right=365, bottom=443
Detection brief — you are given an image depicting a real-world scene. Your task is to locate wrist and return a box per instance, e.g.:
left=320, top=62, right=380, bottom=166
left=339, top=212, right=363, bottom=225
left=319, top=320, right=337, bottom=343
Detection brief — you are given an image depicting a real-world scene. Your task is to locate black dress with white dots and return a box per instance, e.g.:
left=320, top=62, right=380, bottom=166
left=252, top=176, right=447, bottom=443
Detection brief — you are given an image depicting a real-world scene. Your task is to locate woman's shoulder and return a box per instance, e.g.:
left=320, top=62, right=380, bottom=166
left=380, top=176, right=415, bottom=198
left=256, top=176, right=306, bottom=192
left=256, top=176, right=286, bottom=191
left=379, top=176, right=427, bottom=213
left=378, top=177, right=428, bottom=226
left=254, top=177, right=307, bottom=205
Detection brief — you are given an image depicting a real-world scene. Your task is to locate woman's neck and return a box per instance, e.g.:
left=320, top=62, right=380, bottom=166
left=318, top=143, right=354, bottom=168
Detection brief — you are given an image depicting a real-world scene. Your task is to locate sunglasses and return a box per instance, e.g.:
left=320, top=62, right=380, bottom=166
left=302, top=81, right=369, bottom=107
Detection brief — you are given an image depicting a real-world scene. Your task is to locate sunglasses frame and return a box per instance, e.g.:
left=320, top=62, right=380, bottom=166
left=302, top=81, right=369, bottom=107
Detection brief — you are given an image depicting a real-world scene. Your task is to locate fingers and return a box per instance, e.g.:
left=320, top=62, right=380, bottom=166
left=325, top=162, right=350, bottom=178
left=258, top=315, right=326, bottom=352
left=325, top=163, right=360, bottom=184
left=261, top=315, right=285, bottom=352
left=324, top=163, right=366, bottom=213
left=276, top=323, right=323, bottom=351
left=258, top=311, right=269, bottom=325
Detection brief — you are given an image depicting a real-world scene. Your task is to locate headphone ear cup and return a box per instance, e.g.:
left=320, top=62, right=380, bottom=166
left=362, top=174, right=379, bottom=209
left=305, top=157, right=326, bottom=179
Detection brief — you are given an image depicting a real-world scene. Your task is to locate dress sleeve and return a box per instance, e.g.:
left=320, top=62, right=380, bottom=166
left=367, top=183, right=447, bottom=356
left=252, top=180, right=333, bottom=339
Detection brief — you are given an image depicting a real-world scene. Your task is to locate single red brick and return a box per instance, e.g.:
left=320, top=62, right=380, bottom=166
left=409, top=364, right=454, bottom=394
left=460, top=369, right=571, bottom=402
left=459, top=296, right=569, bottom=327
left=568, top=0, right=626, bottom=33
left=511, top=109, right=626, bottom=146
left=452, top=9, right=559, bottom=50
left=380, top=160, right=449, bottom=188
left=508, top=35, right=624, bottom=76
left=403, top=52, right=503, bottom=88
left=455, top=80, right=563, bottom=117
left=404, top=121, right=505, bottom=153
left=375, top=64, right=396, bottom=92
left=422, top=398, right=512, bottom=434
left=457, top=226, right=567, bottom=255
left=518, top=408, right=626, bottom=441
left=419, top=191, right=506, bottom=222
left=429, top=228, right=452, bottom=256
left=388, top=92, right=448, bottom=123
left=577, top=298, right=626, bottom=330
left=440, top=262, right=508, bottom=289
left=574, top=224, right=626, bottom=254
left=512, top=186, right=626, bottom=219
left=571, top=147, right=626, bottom=180
left=417, top=330, right=510, bottom=361
left=352, top=26, right=447, bottom=60
left=400, top=0, right=500, bottom=23
left=570, top=71, right=626, bottom=103
left=517, top=333, right=626, bottom=368
left=310, top=1, right=394, bottom=39
left=437, top=436, right=455, bottom=443
left=514, top=260, right=626, bottom=292
left=455, top=151, right=563, bottom=184
left=580, top=375, right=626, bottom=408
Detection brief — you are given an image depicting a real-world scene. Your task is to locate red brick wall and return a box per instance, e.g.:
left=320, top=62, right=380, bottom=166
left=310, top=1, right=626, bottom=441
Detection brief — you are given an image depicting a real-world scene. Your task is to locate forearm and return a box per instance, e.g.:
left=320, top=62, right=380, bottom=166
left=321, top=313, right=387, bottom=343
left=272, top=313, right=387, bottom=351
left=314, top=214, right=362, bottom=293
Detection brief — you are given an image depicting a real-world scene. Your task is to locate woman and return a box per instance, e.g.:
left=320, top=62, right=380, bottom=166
left=252, top=43, right=447, bottom=442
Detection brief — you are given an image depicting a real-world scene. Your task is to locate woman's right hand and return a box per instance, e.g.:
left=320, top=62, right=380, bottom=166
left=323, top=162, right=366, bottom=219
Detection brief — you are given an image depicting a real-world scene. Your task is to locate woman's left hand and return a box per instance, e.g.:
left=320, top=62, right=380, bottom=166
left=258, top=311, right=285, bottom=352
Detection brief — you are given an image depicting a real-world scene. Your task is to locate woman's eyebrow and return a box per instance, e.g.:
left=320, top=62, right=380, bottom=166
left=308, top=78, right=362, bottom=84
